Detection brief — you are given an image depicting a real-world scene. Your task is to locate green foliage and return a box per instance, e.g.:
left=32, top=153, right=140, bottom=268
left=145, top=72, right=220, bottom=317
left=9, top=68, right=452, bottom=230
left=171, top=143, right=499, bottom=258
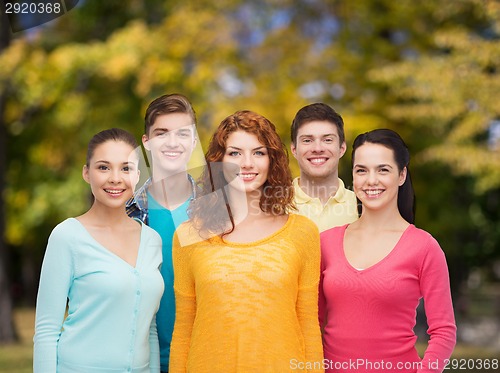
left=371, top=24, right=500, bottom=192
left=365, top=0, right=500, bottom=281
left=0, top=0, right=499, bottom=304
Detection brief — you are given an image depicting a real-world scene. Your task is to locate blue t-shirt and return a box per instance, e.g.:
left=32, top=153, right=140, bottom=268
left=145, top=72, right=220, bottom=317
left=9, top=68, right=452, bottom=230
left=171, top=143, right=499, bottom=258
left=147, top=192, right=190, bottom=371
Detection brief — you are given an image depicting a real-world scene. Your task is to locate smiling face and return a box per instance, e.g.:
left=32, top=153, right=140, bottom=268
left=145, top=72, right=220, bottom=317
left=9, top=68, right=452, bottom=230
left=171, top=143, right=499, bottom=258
left=352, top=142, right=407, bottom=213
left=222, top=130, right=270, bottom=195
left=83, top=140, right=140, bottom=209
left=291, top=120, right=346, bottom=183
left=142, top=112, right=196, bottom=177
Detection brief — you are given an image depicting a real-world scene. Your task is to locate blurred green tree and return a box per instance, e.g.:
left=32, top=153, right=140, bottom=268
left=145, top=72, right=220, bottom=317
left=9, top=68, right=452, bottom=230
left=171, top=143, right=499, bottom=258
left=0, top=0, right=499, bottom=345
left=368, top=0, right=500, bottom=289
left=0, top=2, right=17, bottom=343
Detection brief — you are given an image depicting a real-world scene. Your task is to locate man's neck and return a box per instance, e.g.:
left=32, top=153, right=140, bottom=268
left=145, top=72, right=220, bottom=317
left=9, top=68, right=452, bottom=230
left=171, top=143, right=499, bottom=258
left=299, top=173, right=340, bottom=205
left=149, top=171, right=192, bottom=210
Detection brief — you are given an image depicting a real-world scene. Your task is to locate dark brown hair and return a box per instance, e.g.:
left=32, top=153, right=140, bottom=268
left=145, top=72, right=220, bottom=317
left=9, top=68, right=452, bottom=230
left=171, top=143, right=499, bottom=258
left=86, top=128, right=138, bottom=166
left=352, top=128, right=415, bottom=224
left=291, top=102, right=345, bottom=145
left=144, top=93, right=196, bottom=136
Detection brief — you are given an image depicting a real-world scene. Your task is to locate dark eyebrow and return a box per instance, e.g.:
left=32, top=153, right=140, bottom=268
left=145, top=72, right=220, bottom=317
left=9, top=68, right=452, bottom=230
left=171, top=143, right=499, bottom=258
left=152, top=128, right=168, bottom=134
left=227, top=146, right=266, bottom=151
left=152, top=127, right=192, bottom=134
left=298, top=133, right=338, bottom=138
left=95, top=160, right=136, bottom=165
left=353, top=164, right=394, bottom=169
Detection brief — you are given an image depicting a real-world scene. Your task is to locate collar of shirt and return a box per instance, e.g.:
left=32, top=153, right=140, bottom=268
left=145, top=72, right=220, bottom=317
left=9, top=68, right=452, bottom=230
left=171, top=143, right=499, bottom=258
left=293, top=177, right=348, bottom=205
left=126, top=174, right=197, bottom=213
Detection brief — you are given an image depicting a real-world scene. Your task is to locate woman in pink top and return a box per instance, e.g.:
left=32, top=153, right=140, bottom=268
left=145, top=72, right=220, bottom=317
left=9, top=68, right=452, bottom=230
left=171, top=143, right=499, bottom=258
left=319, top=129, right=456, bottom=373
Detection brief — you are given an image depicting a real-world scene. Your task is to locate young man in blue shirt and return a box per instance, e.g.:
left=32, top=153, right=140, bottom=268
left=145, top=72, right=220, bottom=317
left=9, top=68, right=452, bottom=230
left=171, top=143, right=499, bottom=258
left=127, top=93, right=198, bottom=373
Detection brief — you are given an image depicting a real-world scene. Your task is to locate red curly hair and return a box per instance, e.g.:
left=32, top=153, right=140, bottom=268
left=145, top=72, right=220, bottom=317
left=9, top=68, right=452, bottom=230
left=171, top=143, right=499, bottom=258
left=189, top=110, right=295, bottom=236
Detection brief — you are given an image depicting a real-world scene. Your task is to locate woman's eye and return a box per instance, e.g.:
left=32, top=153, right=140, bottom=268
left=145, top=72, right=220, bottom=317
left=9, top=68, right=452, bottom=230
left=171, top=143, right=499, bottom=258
left=228, top=151, right=240, bottom=156
left=255, top=151, right=266, bottom=156
left=98, top=165, right=108, bottom=171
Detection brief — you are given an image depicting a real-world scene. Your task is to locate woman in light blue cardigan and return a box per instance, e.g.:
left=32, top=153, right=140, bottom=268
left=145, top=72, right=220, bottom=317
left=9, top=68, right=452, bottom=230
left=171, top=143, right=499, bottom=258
left=34, top=128, right=164, bottom=373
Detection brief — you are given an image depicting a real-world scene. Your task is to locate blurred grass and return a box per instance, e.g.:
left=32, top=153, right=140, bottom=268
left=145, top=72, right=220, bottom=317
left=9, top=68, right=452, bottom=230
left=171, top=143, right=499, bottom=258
left=0, top=308, right=34, bottom=373
left=0, top=308, right=498, bottom=373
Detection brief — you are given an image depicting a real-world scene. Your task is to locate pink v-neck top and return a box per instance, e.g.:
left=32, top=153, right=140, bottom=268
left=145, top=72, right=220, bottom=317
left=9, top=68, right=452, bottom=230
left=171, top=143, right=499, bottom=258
left=319, top=224, right=456, bottom=373
left=34, top=218, right=164, bottom=372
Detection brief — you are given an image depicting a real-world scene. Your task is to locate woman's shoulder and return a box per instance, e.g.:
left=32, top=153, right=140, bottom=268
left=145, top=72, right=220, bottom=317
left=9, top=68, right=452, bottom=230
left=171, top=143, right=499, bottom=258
left=320, top=224, right=348, bottom=240
left=406, top=225, right=439, bottom=246
left=174, top=220, right=212, bottom=248
left=289, top=213, right=319, bottom=232
left=399, top=225, right=446, bottom=261
left=139, top=221, right=162, bottom=243
left=49, top=218, right=82, bottom=239
left=43, top=219, right=85, bottom=255
left=286, top=214, right=320, bottom=246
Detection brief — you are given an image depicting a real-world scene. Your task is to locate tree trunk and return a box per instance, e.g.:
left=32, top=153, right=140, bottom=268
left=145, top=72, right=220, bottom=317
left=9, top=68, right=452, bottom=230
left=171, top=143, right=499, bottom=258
left=0, top=3, right=17, bottom=343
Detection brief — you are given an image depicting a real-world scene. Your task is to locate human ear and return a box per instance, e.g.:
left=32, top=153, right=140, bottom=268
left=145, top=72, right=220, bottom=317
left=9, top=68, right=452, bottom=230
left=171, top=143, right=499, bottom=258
left=290, top=142, right=297, bottom=158
left=339, top=141, right=347, bottom=158
left=131, top=169, right=140, bottom=189
left=142, top=134, right=150, bottom=151
left=399, top=167, right=407, bottom=186
left=82, top=165, right=90, bottom=184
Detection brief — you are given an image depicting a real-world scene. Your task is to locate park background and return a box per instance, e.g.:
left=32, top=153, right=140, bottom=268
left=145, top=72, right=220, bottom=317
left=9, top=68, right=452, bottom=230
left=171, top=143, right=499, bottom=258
left=0, top=0, right=499, bottom=371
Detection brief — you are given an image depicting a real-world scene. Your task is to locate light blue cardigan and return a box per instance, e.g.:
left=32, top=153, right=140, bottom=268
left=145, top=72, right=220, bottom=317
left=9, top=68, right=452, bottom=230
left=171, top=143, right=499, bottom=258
left=34, top=218, right=164, bottom=372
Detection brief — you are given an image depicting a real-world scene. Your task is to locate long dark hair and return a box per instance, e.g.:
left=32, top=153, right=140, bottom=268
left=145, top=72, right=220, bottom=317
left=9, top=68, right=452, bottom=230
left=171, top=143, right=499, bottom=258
left=352, top=129, right=415, bottom=224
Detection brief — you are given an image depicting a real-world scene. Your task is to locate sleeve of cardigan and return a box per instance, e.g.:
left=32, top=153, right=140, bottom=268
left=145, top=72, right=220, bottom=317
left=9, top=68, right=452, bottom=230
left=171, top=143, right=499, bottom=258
left=33, top=222, right=74, bottom=373
left=148, top=315, right=160, bottom=372
left=169, top=231, right=196, bottom=373
left=149, top=229, right=163, bottom=372
left=417, top=234, right=456, bottom=373
left=294, top=216, right=325, bottom=372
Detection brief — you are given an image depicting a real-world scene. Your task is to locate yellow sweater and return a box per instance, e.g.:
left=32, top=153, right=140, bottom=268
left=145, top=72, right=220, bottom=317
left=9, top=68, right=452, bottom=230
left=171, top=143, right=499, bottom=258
left=169, top=214, right=324, bottom=372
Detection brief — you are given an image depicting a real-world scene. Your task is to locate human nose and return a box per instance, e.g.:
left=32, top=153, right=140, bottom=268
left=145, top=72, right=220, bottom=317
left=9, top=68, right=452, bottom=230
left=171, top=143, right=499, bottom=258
left=240, top=153, right=254, bottom=169
left=108, top=169, right=122, bottom=183
left=165, top=132, right=179, bottom=148
left=312, top=139, right=324, bottom=152
left=367, top=170, right=378, bottom=185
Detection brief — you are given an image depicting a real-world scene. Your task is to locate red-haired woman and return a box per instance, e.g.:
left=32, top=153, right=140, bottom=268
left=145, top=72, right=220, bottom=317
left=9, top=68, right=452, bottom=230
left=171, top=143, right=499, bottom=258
left=169, top=111, right=324, bottom=372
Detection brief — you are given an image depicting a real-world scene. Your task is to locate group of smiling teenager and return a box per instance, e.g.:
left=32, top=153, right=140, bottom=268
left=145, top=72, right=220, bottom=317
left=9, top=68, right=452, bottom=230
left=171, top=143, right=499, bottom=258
left=33, top=94, right=456, bottom=373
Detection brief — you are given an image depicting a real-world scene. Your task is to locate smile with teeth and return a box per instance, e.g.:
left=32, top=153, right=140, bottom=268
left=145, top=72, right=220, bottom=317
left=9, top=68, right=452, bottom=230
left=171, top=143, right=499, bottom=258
left=162, top=151, right=182, bottom=157
left=364, top=189, right=383, bottom=197
left=309, top=157, right=328, bottom=165
left=104, top=189, right=125, bottom=195
left=238, top=173, right=258, bottom=181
